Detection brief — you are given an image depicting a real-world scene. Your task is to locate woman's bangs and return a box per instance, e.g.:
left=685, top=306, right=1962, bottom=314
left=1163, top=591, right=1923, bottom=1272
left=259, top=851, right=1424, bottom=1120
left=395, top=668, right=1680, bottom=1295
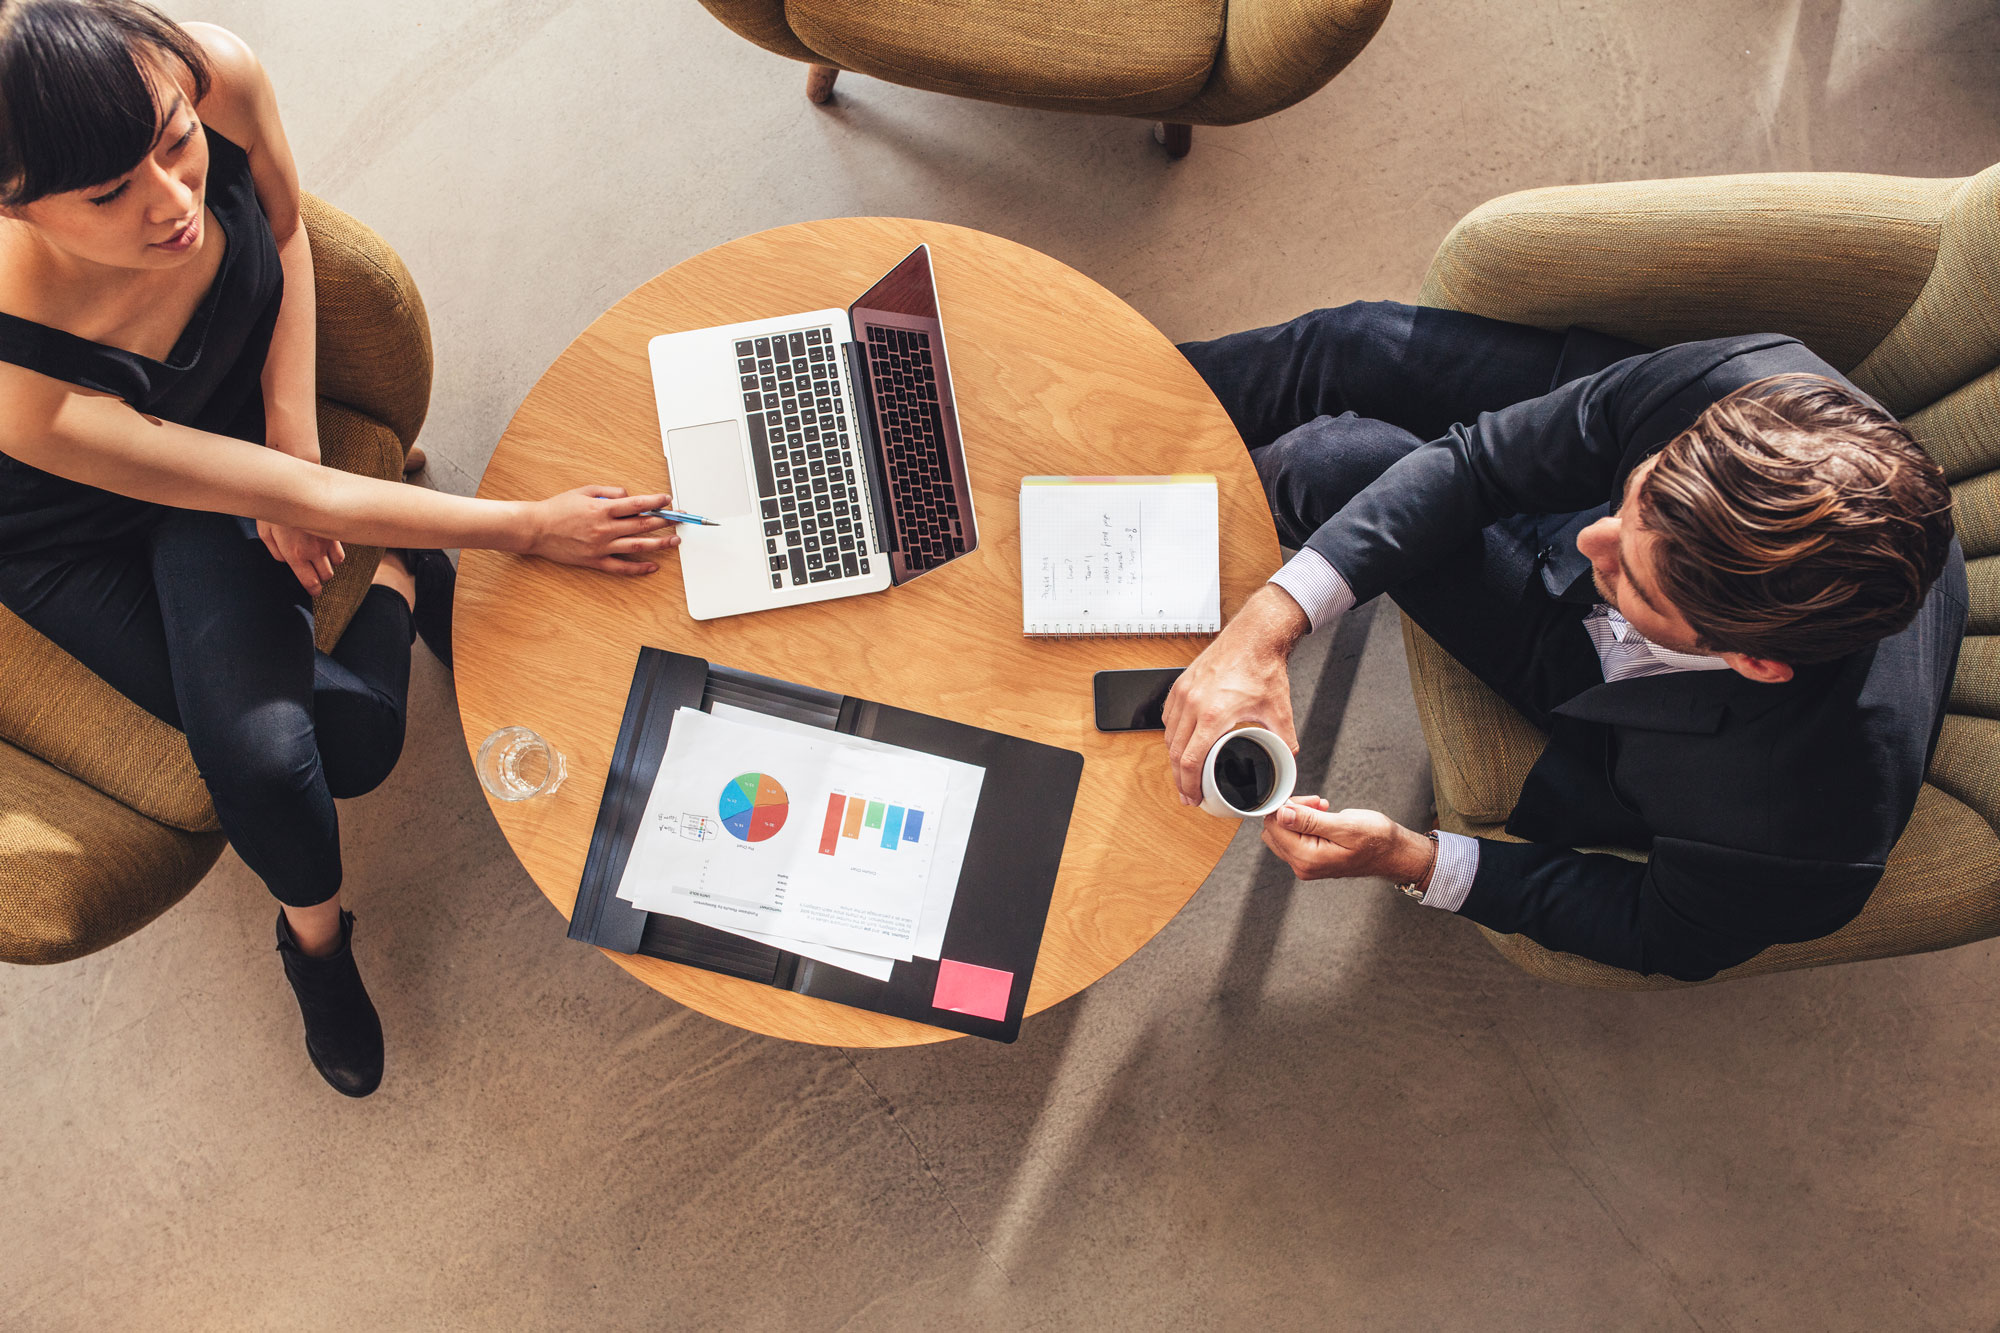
left=2, top=11, right=183, bottom=203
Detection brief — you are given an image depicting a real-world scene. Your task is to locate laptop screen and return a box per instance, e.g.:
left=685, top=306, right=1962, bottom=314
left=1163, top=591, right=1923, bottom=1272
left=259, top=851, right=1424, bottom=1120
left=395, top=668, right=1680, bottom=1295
left=843, top=243, right=977, bottom=576
left=849, top=245, right=938, bottom=327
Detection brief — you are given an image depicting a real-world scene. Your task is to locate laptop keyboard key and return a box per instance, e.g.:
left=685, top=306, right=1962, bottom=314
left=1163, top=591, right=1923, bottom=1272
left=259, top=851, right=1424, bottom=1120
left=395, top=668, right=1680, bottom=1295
left=718, top=322, right=884, bottom=592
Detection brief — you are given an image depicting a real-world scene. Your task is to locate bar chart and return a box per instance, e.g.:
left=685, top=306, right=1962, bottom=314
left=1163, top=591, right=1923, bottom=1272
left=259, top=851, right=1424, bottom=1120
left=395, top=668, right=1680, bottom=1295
left=818, top=792, right=927, bottom=856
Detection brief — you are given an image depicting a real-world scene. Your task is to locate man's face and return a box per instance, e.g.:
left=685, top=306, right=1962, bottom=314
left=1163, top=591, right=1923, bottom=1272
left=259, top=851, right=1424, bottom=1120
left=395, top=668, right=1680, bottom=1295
left=1574, top=456, right=1708, bottom=654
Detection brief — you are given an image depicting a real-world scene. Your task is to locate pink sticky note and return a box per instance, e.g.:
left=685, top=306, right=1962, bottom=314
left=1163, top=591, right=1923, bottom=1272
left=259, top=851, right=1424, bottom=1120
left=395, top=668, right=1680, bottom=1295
left=933, top=959, right=1013, bottom=1022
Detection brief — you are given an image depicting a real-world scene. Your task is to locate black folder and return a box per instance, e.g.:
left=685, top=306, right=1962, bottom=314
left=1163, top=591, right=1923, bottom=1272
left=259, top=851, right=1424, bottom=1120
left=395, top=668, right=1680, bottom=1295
left=568, top=648, right=1085, bottom=1042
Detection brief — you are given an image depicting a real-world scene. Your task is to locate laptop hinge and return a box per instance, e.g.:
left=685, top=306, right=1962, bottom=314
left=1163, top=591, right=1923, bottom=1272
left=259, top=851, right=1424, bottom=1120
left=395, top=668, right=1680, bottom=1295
left=842, top=340, right=897, bottom=557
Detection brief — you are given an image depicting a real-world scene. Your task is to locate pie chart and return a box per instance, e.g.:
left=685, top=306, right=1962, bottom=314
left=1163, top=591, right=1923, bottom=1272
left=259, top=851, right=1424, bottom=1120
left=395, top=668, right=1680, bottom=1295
left=718, top=772, right=789, bottom=842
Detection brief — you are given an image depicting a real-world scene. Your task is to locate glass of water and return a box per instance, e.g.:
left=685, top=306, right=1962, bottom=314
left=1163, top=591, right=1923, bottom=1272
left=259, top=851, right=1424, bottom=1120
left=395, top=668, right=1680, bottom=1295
left=477, top=726, right=567, bottom=802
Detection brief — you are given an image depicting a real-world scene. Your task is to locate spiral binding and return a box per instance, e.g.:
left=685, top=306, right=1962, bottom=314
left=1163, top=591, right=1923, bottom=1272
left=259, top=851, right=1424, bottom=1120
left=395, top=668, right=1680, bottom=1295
left=1024, top=622, right=1220, bottom=638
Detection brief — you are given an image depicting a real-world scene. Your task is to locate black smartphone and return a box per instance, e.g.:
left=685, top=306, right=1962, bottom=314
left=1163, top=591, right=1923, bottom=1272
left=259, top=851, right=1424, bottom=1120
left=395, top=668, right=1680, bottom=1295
left=1093, top=667, right=1185, bottom=732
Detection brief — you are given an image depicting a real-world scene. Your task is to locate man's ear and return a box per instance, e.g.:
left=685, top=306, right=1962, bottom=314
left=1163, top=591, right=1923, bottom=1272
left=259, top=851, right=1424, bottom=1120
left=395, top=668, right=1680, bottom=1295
left=1720, top=652, right=1794, bottom=684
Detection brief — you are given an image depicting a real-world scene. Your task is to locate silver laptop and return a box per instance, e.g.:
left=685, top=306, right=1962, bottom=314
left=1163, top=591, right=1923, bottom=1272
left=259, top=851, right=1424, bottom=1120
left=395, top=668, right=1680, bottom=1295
left=647, top=245, right=979, bottom=621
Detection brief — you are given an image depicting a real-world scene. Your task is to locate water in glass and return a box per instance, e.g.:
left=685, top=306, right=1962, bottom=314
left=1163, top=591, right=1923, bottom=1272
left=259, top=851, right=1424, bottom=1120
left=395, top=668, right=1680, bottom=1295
left=477, top=726, right=566, bottom=801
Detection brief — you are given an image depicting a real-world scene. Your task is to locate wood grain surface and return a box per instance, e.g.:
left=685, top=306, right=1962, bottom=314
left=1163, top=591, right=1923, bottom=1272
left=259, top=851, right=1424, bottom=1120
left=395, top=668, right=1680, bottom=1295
left=456, top=217, right=1280, bottom=1046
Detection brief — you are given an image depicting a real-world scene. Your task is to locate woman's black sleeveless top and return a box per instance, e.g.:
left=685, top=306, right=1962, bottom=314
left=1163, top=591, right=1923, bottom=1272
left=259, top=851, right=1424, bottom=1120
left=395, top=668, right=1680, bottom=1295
left=0, top=129, right=283, bottom=555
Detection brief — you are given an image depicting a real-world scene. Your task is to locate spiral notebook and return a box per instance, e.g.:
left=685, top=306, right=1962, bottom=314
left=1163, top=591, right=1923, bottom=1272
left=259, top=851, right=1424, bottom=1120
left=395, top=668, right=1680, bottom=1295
left=1019, top=475, right=1221, bottom=637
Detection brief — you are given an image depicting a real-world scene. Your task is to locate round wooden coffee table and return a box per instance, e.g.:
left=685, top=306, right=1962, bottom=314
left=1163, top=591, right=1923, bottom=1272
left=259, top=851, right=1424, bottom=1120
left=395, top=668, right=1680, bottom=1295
left=456, top=218, right=1280, bottom=1046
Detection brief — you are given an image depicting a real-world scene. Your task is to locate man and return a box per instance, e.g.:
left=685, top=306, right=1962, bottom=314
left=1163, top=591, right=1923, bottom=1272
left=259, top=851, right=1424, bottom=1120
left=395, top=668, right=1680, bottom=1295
left=1168, top=302, right=1965, bottom=982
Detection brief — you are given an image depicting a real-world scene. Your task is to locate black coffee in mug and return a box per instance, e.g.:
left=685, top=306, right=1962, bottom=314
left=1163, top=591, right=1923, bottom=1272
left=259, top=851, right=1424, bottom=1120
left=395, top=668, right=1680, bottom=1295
left=1213, top=735, right=1279, bottom=811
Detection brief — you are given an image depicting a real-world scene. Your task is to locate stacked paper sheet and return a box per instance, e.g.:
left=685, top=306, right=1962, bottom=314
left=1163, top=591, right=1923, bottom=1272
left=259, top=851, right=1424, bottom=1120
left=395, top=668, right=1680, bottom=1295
left=614, top=707, right=986, bottom=980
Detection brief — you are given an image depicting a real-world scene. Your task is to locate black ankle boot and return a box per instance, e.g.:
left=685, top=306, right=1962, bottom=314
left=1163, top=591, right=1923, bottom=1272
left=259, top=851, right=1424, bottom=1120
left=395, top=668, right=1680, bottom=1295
left=390, top=548, right=455, bottom=669
left=276, top=909, right=384, bottom=1098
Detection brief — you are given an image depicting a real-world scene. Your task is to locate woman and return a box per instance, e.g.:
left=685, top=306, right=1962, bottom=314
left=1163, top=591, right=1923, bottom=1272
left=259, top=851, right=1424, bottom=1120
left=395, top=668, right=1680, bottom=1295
left=0, top=2, right=679, bottom=1097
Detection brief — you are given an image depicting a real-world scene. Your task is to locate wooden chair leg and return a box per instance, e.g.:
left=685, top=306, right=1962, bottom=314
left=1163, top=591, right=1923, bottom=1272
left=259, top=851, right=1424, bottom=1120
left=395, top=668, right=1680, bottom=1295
left=1154, top=122, right=1192, bottom=159
left=807, top=65, right=839, bottom=104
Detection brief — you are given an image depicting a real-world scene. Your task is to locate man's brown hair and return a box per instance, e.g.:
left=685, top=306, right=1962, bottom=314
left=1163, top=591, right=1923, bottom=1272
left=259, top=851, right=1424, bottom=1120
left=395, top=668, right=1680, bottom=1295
left=1634, top=374, right=1954, bottom=665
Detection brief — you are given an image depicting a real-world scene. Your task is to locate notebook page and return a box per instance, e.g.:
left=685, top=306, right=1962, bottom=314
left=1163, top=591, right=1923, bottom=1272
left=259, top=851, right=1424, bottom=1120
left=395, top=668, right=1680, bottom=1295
left=1020, top=476, right=1220, bottom=634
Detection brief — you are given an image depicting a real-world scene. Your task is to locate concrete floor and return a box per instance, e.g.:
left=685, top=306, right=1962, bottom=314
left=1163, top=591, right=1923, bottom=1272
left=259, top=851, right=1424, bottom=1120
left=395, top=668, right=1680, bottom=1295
left=8, top=1, right=2000, bottom=1328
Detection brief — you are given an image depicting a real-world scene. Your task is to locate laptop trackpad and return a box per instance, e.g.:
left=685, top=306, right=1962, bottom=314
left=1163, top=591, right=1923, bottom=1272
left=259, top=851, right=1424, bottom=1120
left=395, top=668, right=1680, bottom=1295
left=667, top=420, right=753, bottom=517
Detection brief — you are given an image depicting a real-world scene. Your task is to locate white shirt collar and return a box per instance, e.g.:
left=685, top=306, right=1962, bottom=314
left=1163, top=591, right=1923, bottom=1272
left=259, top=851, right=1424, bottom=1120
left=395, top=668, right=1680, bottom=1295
left=1598, top=606, right=1732, bottom=672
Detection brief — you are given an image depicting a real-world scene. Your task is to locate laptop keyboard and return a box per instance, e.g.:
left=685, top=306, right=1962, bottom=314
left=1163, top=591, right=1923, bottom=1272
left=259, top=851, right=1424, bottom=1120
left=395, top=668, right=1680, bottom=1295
left=736, top=328, right=872, bottom=588
left=863, top=325, right=967, bottom=572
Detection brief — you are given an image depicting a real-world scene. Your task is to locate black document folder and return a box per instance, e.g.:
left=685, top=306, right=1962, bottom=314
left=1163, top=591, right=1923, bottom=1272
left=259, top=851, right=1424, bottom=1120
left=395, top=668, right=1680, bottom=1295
left=568, top=649, right=1085, bottom=1042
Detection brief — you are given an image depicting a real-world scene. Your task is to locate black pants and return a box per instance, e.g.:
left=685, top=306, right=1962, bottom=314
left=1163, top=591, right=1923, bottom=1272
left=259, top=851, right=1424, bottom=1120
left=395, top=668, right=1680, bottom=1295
left=1179, top=301, right=1640, bottom=729
left=0, top=509, right=411, bottom=907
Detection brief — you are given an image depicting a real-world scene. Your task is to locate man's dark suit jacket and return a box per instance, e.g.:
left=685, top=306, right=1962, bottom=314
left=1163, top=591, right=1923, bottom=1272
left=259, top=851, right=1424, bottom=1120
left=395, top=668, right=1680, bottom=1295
left=1306, top=333, right=1969, bottom=981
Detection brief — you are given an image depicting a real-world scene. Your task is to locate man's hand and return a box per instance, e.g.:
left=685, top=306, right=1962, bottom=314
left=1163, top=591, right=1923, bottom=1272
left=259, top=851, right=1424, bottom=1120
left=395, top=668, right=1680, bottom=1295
left=258, top=519, right=344, bottom=597
left=1163, top=583, right=1310, bottom=804
left=1260, top=796, right=1437, bottom=884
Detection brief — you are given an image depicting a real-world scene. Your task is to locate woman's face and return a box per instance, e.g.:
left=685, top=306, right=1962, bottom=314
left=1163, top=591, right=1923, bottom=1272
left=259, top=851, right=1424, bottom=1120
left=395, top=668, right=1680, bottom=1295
left=11, top=57, right=209, bottom=273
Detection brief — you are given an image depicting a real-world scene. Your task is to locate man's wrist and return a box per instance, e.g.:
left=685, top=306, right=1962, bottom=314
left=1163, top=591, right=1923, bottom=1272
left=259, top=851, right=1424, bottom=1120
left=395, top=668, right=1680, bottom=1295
left=1237, top=583, right=1311, bottom=657
left=1390, top=825, right=1439, bottom=889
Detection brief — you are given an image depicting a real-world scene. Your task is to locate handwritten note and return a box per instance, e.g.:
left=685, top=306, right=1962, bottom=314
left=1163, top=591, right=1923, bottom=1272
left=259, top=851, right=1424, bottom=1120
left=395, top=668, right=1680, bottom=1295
left=1020, top=476, right=1220, bottom=635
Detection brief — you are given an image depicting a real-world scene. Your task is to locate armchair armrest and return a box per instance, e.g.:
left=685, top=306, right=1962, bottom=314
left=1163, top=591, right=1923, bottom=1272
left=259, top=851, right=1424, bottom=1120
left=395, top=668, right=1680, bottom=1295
left=1171, top=0, right=1390, bottom=126
left=695, top=0, right=823, bottom=65
left=1416, top=172, right=1960, bottom=373
left=303, top=193, right=433, bottom=449
left=300, top=194, right=435, bottom=648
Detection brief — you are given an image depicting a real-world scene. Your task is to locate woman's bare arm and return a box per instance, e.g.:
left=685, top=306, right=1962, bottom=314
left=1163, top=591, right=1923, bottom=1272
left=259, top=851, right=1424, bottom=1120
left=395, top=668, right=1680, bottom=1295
left=187, top=25, right=338, bottom=592
left=0, top=371, right=676, bottom=572
left=186, top=26, right=316, bottom=465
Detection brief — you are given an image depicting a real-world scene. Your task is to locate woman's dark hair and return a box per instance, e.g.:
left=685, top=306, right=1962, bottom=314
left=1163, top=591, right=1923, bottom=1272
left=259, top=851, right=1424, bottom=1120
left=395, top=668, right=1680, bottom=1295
left=0, top=0, right=210, bottom=206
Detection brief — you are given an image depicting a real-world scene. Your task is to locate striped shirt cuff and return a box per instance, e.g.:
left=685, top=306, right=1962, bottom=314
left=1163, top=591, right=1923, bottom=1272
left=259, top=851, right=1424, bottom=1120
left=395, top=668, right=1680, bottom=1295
left=1417, top=831, right=1479, bottom=912
left=1267, top=548, right=1357, bottom=632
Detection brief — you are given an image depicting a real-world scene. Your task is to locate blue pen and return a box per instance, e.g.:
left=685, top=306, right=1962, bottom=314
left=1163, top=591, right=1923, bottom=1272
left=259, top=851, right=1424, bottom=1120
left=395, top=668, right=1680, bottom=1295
left=638, top=507, right=720, bottom=527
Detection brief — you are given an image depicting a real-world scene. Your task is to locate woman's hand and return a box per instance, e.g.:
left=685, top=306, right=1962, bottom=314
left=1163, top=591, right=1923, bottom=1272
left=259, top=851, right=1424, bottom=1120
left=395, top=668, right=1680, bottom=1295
left=525, top=485, right=680, bottom=574
left=258, top=519, right=345, bottom=596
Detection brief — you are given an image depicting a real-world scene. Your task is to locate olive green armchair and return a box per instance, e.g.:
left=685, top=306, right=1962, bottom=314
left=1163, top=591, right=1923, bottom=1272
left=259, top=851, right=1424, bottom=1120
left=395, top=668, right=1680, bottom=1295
left=1403, top=163, right=2000, bottom=987
left=695, top=0, right=1392, bottom=158
left=0, top=194, right=432, bottom=965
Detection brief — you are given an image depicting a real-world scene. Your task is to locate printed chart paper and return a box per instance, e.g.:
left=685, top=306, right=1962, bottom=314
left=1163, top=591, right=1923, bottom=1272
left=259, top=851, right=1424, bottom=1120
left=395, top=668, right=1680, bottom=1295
left=711, top=703, right=985, bottom=963
left=615, top=708, right=957, bottom=958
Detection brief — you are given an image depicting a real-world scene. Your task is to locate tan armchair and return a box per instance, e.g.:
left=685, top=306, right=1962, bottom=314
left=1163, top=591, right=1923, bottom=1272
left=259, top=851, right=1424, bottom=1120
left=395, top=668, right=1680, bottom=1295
left=696, top=0, right=1392, bottom=157
left=0, top=195, right=432, bottom=965
left=1405, top=164, right=2000, bottom=987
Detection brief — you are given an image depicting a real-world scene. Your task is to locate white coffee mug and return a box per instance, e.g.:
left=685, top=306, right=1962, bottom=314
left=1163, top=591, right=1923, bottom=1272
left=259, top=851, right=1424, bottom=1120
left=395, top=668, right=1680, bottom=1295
left=1199, top=726, right=1298, bottom=818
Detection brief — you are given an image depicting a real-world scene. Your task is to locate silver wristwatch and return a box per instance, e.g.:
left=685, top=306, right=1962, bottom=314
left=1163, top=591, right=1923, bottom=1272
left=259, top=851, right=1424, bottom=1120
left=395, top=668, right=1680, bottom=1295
left=1396, top=831, right=1441, bottom=901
